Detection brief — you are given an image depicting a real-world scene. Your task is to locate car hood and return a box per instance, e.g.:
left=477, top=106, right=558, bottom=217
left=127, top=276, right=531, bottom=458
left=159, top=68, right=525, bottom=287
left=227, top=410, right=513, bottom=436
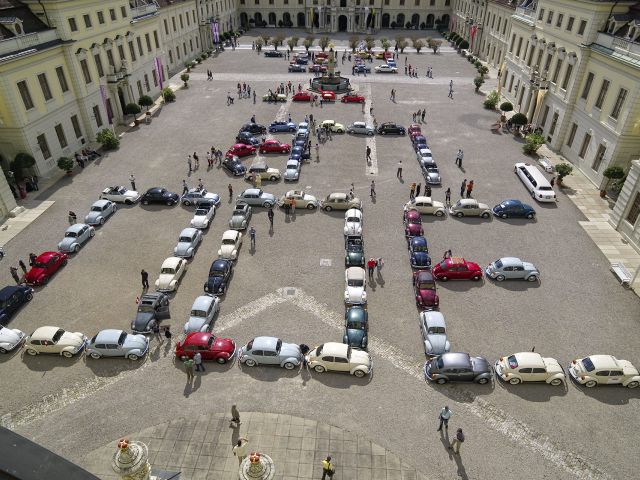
left=0, top=328, right=24, bottom=344
left=472, top=356, right=491, bottom=374
left=417, top=289, right=437, bottom=302
left=205, top=275, right=225, bottom=292
left=426, top=334, right=448, bottom=355
left=219, top=244, right=237, bottom=256
left=132, top=311, right=155, bottom=330
left=345, top=286, right=366, bottom=302
left=57, top=331, right=86, bottom=347
left=280, top=342, right=302, bottom=358
left=184, top=317, right=207, bottom=333
left=122, top=335, right=148, bottom=350
left=230, top=215, right=248, bottom=227
left=24, top=267, right=47, bottom=282
left=350, top=349, right=371, bottom=366
left=346, top=329, right=365, bottom=345
left=85, top=211, right=103, bottom=222
left=175, top=242, right=193, bottom=254
left=157, top=273, right=175, bottom=287
left=58, top=237, right=78, bottom=249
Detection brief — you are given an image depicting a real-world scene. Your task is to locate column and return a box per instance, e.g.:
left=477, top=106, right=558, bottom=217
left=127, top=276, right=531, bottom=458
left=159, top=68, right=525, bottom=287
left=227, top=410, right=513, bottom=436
left=527, top=88, right=537, bottom=123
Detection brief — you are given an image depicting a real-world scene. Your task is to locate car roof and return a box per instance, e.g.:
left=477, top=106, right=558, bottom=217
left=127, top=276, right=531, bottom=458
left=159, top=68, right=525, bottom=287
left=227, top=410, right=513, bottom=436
left=222, top=230, right=238, bottom=239
left=192, top=295, right=215, bottom=310
left=421, top=311, right=445, bottom=326
left=211, top=258, right=230, bottom=269
left=36, top=251, right=59, bottom=261
left=320, top=342, right=349, bottom=356
left=94, top=329, right=125, bottom=343
left=329, top=192, right=347, bottom=200
left=244, top=188, right=262, bottom=195
left=352, top=121, right=365, bottom=126
left=31, top=326, right=62, bottom=340
left=440, top=352, right=471, bottom=367
left=147, top=187, right=164, bottom=193
left=161, top=257, right=183, bottom=268
left=0, top=285, right=28, bottom=300
left=457, top=199, right=478, bottom=206
left=413, top=196, right=432, bottom=203
left=92, top=199, right=111, bottom=207
left=512, top=352, right=545, bottom=368
left=141, top=292, right=166, bottom=302
left=179, top=227, right=198, bottom=236
left=66, top=223, right=88, bottom=233
left=585, top=355, right=622, bottom=369
left=346, top=208, right=362, bottom=216
left=447, top=257, right=467, bottom=265
left=252, top=336, right=279, bottom=350
left=416, top=270, right=435, bottom=282
left=250, top=162, right=267, bottom=169
left=498, top=257, right=523, bottom=266
left=503, top=199, right=523, bottom=205
left=411, top=236, right=427, bottom=245
left=346, top=267, right=365, bottom=278
left=346, top=306, right=366, bottom=321
left=184, top=332, right=213, bottom=345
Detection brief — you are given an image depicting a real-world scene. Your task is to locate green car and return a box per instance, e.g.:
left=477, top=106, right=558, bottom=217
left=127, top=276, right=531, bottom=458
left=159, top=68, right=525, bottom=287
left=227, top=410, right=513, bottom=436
left=345, top=236, right=364, bottom=267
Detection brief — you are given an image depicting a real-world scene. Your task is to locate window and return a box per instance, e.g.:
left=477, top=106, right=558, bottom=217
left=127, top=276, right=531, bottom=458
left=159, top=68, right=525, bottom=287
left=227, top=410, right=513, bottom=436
left=68, top=17, right=78, bottom=32
left=97, top=11, right=105, bottom=24
left=610, top=88, right=628, bottom=120
left=83, top=14, right=92, bottom=28
left=80, top=59, right=92, bottom=84
left=552, top=59, right=562, bottom=83
left=109, top=8, right=116, bottom=21
left=71, top=115, right=82, bottom=138
left=508, top=74, right=514, bottom=92
left=179, top=14, right=183, bottom=29
left=183, top=42, right=187, bottom=56
left=399, top=0, right=405, bottom=5
left=169, top=50, right=173, bottom=63
left=540, top=106, right=550, bottom=127
left=164, top=19, right=168, bottom=35
left=144, top=73, right=150, bottom=92
left=17, top=81, right=34, bottom=110
left=549, top=112, right=559, bottom=135
left=36, top=134, right=51, bottom=159
left=55, top=124, right=68, bottom=148
left=578, top=133, right=591, bottom=158
left=118, top=44, right=125, bottom=62
left=153, top=31, right=159, bottom=49
left=176, top=46, right=180, bottom=60
left=581, top=72, right=594, bottom=100
left=152, top=69, right=158, bottom=87
left=547, top=11, right=553, bottom=25
left=561, top=63, right=573, bottom=90
left=172, top=17, right=176, bottom=32
left=591, top=144, right=606, bottom=171
left=626, top=193, right=640, bottom=226
left=56, top=66, right=69, bottom=93
left=445, top=0, right=450, bottom=4
left=37, top=73, right=53, bottom=101
left=566, top=16, right=574, bottom=32
left=527, top=45, right=535, bottom=67
left=577, top=20, right=586, bottom=35
left=186, top=11, right=190, bottom=25
left=94, top=54, right=104, bottom=77
left=594, top=79, right=610, bottom=109
left=92, top=105, right=103, bottom=127
left=129, top=41, right=136, bottom=61
left=106, top=49, right=115, bottom=67
left=567, top=123, right=578, bottom=147
left=544, top=53, right=552, bottom=73
left=538, top=8, right=544, bottom=21
left=556, top=13, right=563, bottom=28
left=145, top=33, right=151, bottom=53
left=190, top=39, right=193, bottom=51
left=516, top=37, right=523, bottom=57
left=137, top=37, right=143, bottom=57
left=137, top=80, right=143, bottom=98
left=121, top=6, right=127, bottom=18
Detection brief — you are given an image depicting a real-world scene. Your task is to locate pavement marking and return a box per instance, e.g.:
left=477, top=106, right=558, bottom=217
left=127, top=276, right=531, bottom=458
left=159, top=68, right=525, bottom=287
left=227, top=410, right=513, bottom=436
left=362, top=84, right=378, bottom=176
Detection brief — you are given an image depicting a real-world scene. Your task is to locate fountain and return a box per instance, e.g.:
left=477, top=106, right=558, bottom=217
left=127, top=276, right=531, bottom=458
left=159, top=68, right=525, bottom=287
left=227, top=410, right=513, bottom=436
left=310, top=48, right=351, bottom=94
left=111, top=438, right=152, bottom=480
left=239, top=451, right=276, bottom=480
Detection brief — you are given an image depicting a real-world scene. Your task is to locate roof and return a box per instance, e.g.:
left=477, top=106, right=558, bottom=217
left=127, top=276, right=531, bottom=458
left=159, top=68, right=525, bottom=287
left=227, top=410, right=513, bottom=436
left=0, top=0, right=49, bottom=37
left=417, top=270, right=435, bottom=282
left=94, top=329, right=124, bottom=343
left=192, top=295, right=215, bottom=310
left=458, top=199, right=478, bottom=206
left=30, top=326, right=60, bottom=340
left=421, top=311, right=445, bottom=326
left=140, top=292, right=166, bottom=302
left=184, top=332, right=213, bottom=345
left=252, top=336, right=278, bottom=350
left=413, top=196, right=432, bottom=203
left=586, top=355, right=622, bottom=370
left=161, top=257, right=182, bottom=268
left=499, top=257, right=524, bottom=266
left=222, top=230, right=239, bottom=239
left=329, top=192, right=347, bottom=199
left=513, top=352, right=545, bottom=368
left=411, top=236, right=427, bottom=245
left=440, top=352, right=471, bottom=368
left=35, top=251, right=58, bottom=260
left=66, top=223, right=88, bottom=233
left=321, top=342, right=349, bottom=356
left=92, top=199, right=111, bottom=207
left=0, top=285, right=27, bottom=299
left=346, top=267, right=365, bottom=278
left=179, top=227, right=198, bottom=236
left=244, top=189, right=262, bottom=195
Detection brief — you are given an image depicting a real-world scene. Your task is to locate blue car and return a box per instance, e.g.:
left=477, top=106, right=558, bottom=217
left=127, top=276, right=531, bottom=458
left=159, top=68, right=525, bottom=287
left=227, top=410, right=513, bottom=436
left=0, top=285, right=34, bottom=324
left=296, top=58, right=309, bottom=65
left=288, top=64, right=306, bottom=72
left=412, top=135, right=428, bottom=147
left=353, top=64, right=371, bottom=74
left=492, top=199, right=536, bottom=219
left=409, top=236, right=431, bottom=269
left=290, top=146, right=310, bottom=161
left=222, top=156, right=246, bottom=176
left=269, top=121, right=297, bottom=133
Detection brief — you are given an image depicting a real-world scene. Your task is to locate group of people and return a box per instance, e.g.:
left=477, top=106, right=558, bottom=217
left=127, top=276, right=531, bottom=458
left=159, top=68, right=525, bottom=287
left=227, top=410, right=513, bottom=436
left=412, top=109, right=427, bottom=123
left=8, top=252, right=40, bottom=284
left=409, top=182, right=432, bottom=199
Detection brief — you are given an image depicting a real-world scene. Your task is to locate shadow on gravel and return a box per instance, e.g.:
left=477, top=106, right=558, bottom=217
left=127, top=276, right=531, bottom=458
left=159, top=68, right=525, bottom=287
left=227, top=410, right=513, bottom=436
left=487, top=280, right=541, bottom=292
left=425, top=381, right=494, bottom=403
left=84, top=355, right=147, bottom=377
left=305, top=369, right=373, bottom=389
left=21, top=350, right=84, bottom=372
left=435, top=280, right=484, bottom=292
left=237, top=363, right=301, bottom=382
left=495, top=378, right=568, bottom=402
left=566, top=379, right=640, bottom=405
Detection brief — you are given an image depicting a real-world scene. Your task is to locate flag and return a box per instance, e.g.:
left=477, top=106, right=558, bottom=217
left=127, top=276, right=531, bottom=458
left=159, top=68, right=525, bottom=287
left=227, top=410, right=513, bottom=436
left=99, top=84, right=112, bottom=124
left=154, top=57, right=164, bottom=89
left=470, top=24, right=478, bottom=49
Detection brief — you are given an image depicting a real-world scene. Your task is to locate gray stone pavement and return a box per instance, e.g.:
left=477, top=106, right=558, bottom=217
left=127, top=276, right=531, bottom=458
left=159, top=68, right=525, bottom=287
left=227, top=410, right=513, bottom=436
left=84, top=412, right=431, bottom=480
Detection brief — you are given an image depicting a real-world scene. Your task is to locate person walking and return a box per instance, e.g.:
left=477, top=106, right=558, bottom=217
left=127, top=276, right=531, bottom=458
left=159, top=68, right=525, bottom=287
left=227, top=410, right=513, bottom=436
left=425, top=184, right=432, bottom=197
left=28, top=253, right=37, bottom=266
left=437, top=406, right=452, bottom=431
left=449, top=428, right=465, bottom=455
left=397, top=161, right=403, bottom=179
left=410, top=182, right=416, bottom=199
left=10, top=266, right=20, bottom=284
left=421, top=110, right=426, bottom=122
left=267, top=208, right=274, bottom=229
left=550, top=176, right=556, bottom=187
left=182, top=180, right=189, bottom=195
left=228, top=183, right=233, bottom=200
left=448, top=80, right=454, bottom=99
left=187, top=155, right=192, bottom=174
left=445, top=188, right=451, bottom=205
left=321, top=456, right=335, bottom=479
left=152, top=323, right=162, bottom=343
left=193, top=152, right=199, bottom=170
left=68, top=211, right=77, bottom=225
left=197, top=178, right=204, bottom=191
left=230, top=404, right=241, bottom=426
left=18, top=259, right=27, bottom=274
left=141, top=269, right=149, bottom=289
left=376, top=257, right=384, bottom=276
left=390, top=89, right=395, bottom=102
left=370, top=180, right=376, bottom=198
left=129, top=174, right=136, bottom=191
left=367, top=258, right=377, bottom=281
left=233, top=437, right=249, bottom=465
left=184, top=357, right=195, bottom=382
left=455, top=149, right=463, bottom=167
left=416, top=183, right=422, bottom=197
left=366, top=146, right=371, bottom=163
left=460, top=179, right=467, bottom=198
left=466, top=180, right=474, bottom=198
left=194, top=351, right=205, bottom=372
left=249, top=226, right=256, bottom=248
left=164, top=325, right=172, bottom=342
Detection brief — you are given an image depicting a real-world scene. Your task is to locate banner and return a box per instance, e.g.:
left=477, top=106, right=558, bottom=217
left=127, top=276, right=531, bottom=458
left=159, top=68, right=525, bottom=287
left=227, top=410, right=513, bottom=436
left=154, top=56, right=164, bottom=90
left=99, top=84, right=112, bottom=124
left=212, top=21, right=219, bottom=44
left=470, top=24, right=478, bottom=49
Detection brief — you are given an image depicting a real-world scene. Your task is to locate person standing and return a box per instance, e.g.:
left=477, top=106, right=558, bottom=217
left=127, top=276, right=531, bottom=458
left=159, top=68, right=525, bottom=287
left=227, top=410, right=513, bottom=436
left=197, top=178, right=204, bottom=190
left=425, top=184, right=432, bottom=197
left=367, top=258, right=377, bottom=281
left=366, top=146, right=371, bottom=163
left=321, top=456, right=335, bottom=479
left=10, top=266, right=20, bottom=284
left=290, top=198, right=296, bottom=216
left=370, top=180, right=376, bottom=198
left=141, top=269, right=149, bottom=289
left=445, top=187, right=451, bottom=205
left=455, top=149, right=464, bottom=167
left=460, top=179, right=467, bottom=198
left=182, top=180, right=189, bottom=195
left=228, top=183, right=233, bottom=200
left=193, top=152, right=199, bottom=169
left=231, top=405, right=241, bottom=426
left=376, top=257, right=384, bottom=276
left=267, top=208, right=274, bottom=229
left=416, top=183, right=422, bottom=197
left=184, top=357, right=195, bottom=382
left=421, top=110, right=426, bottom=122
left=187, top=155, right=192, bottom=173
left=449, top=428, right=465, bottom=455
left=233, top=437, right=249, bottom=464
left=18, top=259, right=27, bottom=274
left=31, top=175, right=39, bottom=191
left=129, top=174, right=136, bottom=191
left=437, top=406, right=452, bottom=431
left=466, top=180, right=474, bottom=198
left=164, top=325, right=172, bottom=342
left=152, top=323, right=162, bottom=343
left=68, top=211, right=77, bottom=225
left=249, top=226, right=256, bottom=248
left=397, top=160, right=403, bottom=179
left=29, top=252, right=37, bottom=266
left=194, top=351, right=205, bottom=372
left=550, top=176, right=556, bottom=187
left=410, top=182, right=416, bottom=199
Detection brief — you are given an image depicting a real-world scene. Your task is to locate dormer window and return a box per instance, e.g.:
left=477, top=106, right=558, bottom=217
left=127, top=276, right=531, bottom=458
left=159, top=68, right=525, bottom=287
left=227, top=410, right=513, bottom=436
left=0, top=17, right=25, bottom=36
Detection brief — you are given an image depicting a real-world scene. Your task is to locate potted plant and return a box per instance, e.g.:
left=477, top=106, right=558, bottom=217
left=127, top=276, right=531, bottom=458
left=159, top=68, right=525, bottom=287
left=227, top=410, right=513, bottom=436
left=124, top=103, right=141, bottom=124
left=57, top=156, right=74, bottom=175
left=138, top=95, right=153, bottom=112
left=500, top=101, right=513, bottom=112
left=510, top=112, right=528, bottom=134
left=181, top=73, right=190, bottom=88
left=96, top=128, right=120, bottom=150
left=483, top=90, right=499, bottom=110
left=162, top=87, right=176, bottom=102
left=10, top=153, right=36, bottom=181
left=522, top=132, right=545, bottom=155
left=473, top=75, right=485, bottom=93
left=555, top=163, right=573, bottom=186
left=601, top=166, right=625, bottom=198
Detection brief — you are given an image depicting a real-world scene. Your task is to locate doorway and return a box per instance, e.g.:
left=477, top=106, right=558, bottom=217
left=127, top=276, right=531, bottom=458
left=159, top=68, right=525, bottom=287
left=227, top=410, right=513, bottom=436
left=338, top=15, right=348, bottom=32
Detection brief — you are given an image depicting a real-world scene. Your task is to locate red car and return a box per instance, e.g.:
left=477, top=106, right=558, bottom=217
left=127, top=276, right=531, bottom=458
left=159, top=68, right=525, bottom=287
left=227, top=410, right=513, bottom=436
left=408, top=124, right=422, bottom=135
left=259, top=139, right=291, bottom=154
left=341, top=93, right=365, bottom=104
left=226, top=143, right=256, bottom=158
left=409, top=130, right=424, bottom=141
left=432, top=257, right=483, bottom=281
left=309, top=64, right=327, bottom=73
left=413, top=270, right=439, bottom=310
left=24, top=251, right=68, bottom=285
left=175, top=332, right=236, bottom=364
left=319, top=90, right=335, bottom=102
left=316, top=52, right=329, bottom=59
left=404, top=209, right=424, bottom=237
left=293, top=91, right=313, bottom=102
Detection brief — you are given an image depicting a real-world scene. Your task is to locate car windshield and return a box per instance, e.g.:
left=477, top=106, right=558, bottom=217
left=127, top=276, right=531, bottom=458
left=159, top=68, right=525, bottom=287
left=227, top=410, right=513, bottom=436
left=315, top=345, right=323, bottom=355
left=347, top=244, right=362, bottom=252
left=582, top=357, right=596, bottom=372
left=179, top=236, right=192, bottom=243
left=52, top=328, right=65, bottom=342
left=118, top=331, right=127, bottom=345
left=222, top=239, right=235, bottom=245
left=494, top=260, right=503, bottom=269
left=436, top=357, right=444, bottom=369
left=347, top=320, right=365, bottom=330
left=190, top=309, right=207, bottom=318
left=438, top=261, right=447, bottom=269
left=137, top=304, right=154, bottom=313
left=507, top=355, right=518, bottom=369
left=195, top=209, right=208, bottom=216
left=413, top=245, right=427, bottom=252
left=161, top=268, right=175, bottom=274
left=428, top=326, right=445, bottom=334
left=418, top=281, right=435, bottom=290
left=91, top=206, right=103, bottom=212
left=539, top=186, right=553, bottom=191
left=64, top=231, right=77, bottom=238
left=209, top=268, right=224, bottom=277
left=207, top=336, right=216, bottom=347
left=347, top=278, right=363, bottom=287
left=347, top=217, right=360, bottom=223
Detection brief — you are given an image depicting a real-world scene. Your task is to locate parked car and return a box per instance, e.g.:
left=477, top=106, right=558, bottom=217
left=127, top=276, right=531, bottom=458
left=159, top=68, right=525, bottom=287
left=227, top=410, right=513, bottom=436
left=449, top=199, right=492, bottom=218
left=24, top=251, right=68, bottom=285
left=131, top=292, right=170, bottom=333
left=24, top=326, right=86, bottom=357
left=222, top=156, right=246, bottom=176
left=0, top=285, right=33, bottom=324
left=494, top=352, right=565, bottom=385
left=245, top=162, right=281, bottom=182
left=204, top=258, right=233, bottom=294
left=175, top=332, right=236, bottom=364
left=423, top=164, right=442, bottom=185
left=344, top=208, right=363, bottom=236
left=347, top=121, right=375, bottom=136
left=289, top=146, right=308, bottom=162
left=492, top=199, right=536, bottom=219
left=432, top=257, right=483, bottom=281
left=288, top=63, right=306, bottom=72
left=58, top=224, right=95, bottom=253
left=236, top=189, right=276, bottom=208
left=416, top=148, right=434, bottom=168
left=409, top=237, right=431, bottom=270
left=353, top=64, right=371, bottom=74
left=283, top=159, right=301, bottom=181
left=425, top=352, right=492, bottom=384
left=155, top=257, right=188, bottom=292
left=485, top=257, right=540, bottom=282
left=268, top=121, right=297, bottom=133
left=84, top=200, right=116, bottom=226
left=377, top=123, right=405, bottom=135
left=320, top=120, right=345, bottom=133
left=263, top=92, right=287, bottom=102
left=260, top=139, right=291, bottom=154
left=419, top=311, right=449, bottom=357
left=411, top=135, right=428, bottom=150
left=408, top=124, right=422, bottom=135
left=100, top=186, right=140, bottom=204
left=0, top=325, right=25, bottom=354
left=345, top=267, right=367, bottom=305
left=404, top=197, right=446, bottom=217
left=264, top=50, right=284, bottom=57
left=306, top=342, right=372, bottom=377
left=226, top=143, right=256, bottom=158
left=297, top=121, right=310, bottom=135
left=174, top=228, right=203, bottom=258
left=218, top=230, right=243, bottom=260
left=413, top=270, right=439, bottom=309
left=343, top=306, right=368, bottom=349
left=568, top=355, right=640, bottom=388
left=321, top=193, right=362, bottom=211
left=345, top=236, right=365, bottom=267
left=229, top=203, right=252, bottom=230
left=86, top=329, right=149, bottom=360
left=184, top=295, right=220, bottom=334
left=374, top=64, right=397, bottom=73
left=279, top=190, right=318, bottom=209
left=341, top=93, right=365, bottom=103
left=191, top=203, right=216, bottom=229
left=239, top=123, right=267, bottom=135
left=239, top=337, right=303, bottom=369
left=319, top=90, right=335, bottom=102
left=404, top=209, right=424, bottom=238
left=235, top=132, right=261, bottom=146
left=140, top=187, right=179, bottom=206
left=292, top=91, right=313, bottom=102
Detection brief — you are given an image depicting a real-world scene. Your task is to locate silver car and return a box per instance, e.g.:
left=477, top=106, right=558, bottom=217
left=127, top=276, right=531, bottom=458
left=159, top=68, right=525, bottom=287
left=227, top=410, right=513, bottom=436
left=239, top=336, right=303, bottom=370
left=181, top=188, right=221, bottom=207
left=423, top=164, right=441, bottom=185
left=84, top=200, right=117, bottom=226
left=485, top=257, right=540, bottom=282
left=420, top=311, right=450, bottom=357
left=229, top=203, right=252, bottom=230
left=283, top=159, right=301, bottom=181
left=184, top=295, right=220, bottom=334
left=347, top=121, right=375, bottom=136
left=86, top=329, right=149, bottom=360
left=236, top=188, right=276, bottom=208
left=58, top=224, right=95, bottom=253
left=173, top=228, right=203, bottom=258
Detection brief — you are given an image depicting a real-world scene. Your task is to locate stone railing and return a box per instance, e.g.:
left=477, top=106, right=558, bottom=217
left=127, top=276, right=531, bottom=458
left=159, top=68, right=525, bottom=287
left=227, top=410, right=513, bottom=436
left=0, top=30, right=59, bottom=57
left=594, top=32, right=640, bottom=61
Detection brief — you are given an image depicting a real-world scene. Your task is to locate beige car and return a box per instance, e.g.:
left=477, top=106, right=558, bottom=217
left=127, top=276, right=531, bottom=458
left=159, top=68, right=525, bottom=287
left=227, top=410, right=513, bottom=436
left=449, top=198, right=492, bottom=218
left=25, top=326, right=87, bottom=357
left=279, top=190, right=318, bottom=209
left=321, top=193, right=362, bottom=211
left=494, top=352, right=565, bottom=386
left=319, top=120, right=346, bottom=133
left=155, top=256, right=188, bottom=292
left=245, top=162, right=281, bottom=182
left=306, top=342, right=372, bottom=377
left=404, top=196, right=446, bottom=217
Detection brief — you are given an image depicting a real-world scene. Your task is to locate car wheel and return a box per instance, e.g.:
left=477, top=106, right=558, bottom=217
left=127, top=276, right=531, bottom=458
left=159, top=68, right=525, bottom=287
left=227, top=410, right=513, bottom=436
left=627, top=381, right=639, bottom=388
left=472, top=275, right=482, bottom=281
left=435, top=377, right=447, bottom=384
left=26, top=348, right=38, bottom=356
left=368, top=131, right=374, bottom=136
left=73, top=244, right=81, bottom=253
left=477, top=377, right=489, bottom=385
left=481, top=212, right=490, bottom=218
left=244, top=358, right=256, bottom=367
left=99, top=217, right=105, bottom=225
left=440, top=276, right=448, bottom=281
left=455, top=212, right=464, bottom=218
left=306, top=204, right=316, bottom=210
left=353, top=369, right=366, bottom=378
left=89, top=229, right=95, bottom=237
left=183, top=200, right=191, bottom=206
left=314, top=365, right=326, bottom=373
left=283, top=362, right=296, bottom=370
left=61, top=350, right=73, bottom=358
left=25, top=292, right=33, bottom=301
left=501, top=213, right=508, bottom=219
left=531, top=191, right=536, bottom=199
left=495, top=275, right=505, bottom=282
left=381, top=131, right=386, bottom=135
left=337, top=129, right=344, bottom=133
left=585, top=380, right=597, bottom=388
left=125, top=199, right=133, bottom=205
left=550, top=378, right=563, bottom=386
left=269, top=175, right=277, bottom=181
left=0, top=347, right=7, bottom=354
left=41, top=276, right=49, bottom=285
left=324, top=206, right=332, bottom=211
left=217, top=357, right=228, bottom=364
left=89, top=352, right=101, bottom=359
left=263, top=202, right=273, bottom=208
left=62, top=259, right=68, bottom=266
left=509, top=377, right=521, bottom=385
left=434, top=210, right=444, bottom=217
left=142, top=199, right=149, bottom=205
left=526, top=213, right=535, bottom=219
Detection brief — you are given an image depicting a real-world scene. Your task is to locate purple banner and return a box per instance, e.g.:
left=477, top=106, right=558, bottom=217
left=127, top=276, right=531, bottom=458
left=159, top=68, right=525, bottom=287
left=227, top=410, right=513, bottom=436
left=99, top=84, right=112, bottom=124
left=212, top=22, right=219, bottom=43
left=154, top=56, right=164, bottom=89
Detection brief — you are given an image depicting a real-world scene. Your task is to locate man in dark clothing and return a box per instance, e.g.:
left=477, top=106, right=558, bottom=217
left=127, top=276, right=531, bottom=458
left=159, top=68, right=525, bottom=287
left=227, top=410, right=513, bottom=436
left=141, top=269, right=149, bottom=289
left=267, top=208, right=274, bottom=229
left=366, top=146, right=371, bottom=162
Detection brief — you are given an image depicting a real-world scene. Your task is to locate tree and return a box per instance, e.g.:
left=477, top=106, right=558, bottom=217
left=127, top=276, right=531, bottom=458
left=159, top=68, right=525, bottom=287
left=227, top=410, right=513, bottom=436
left=473, top=75, right=485, bottom=92
left=555, top=163, right=573, bottom=182
left=364, top=36, right=375, bottom=50
left=459, top=40, right=469, bottom=50
left=602, top=166, right=625, bottom=194
left=500, top=102, right=513, bottom=112
left=523, top=133, right=545, bottom=154
left=96, top=129, right=120, bottom=150
left=180, top=73, right=190, bottom=87
left=303, top=35, right=315, bottom=52
left=138, top=95, right=153, bottom=111
left=428, top=38, right=442, bottom=54
left=397, top=39, right=408, bottom=53
left=162, top=87, right=176, bottom=102
left=319, top=36, right=330, bottom=52
left=412, top=38, right=424, bottom=53
left=287, top=36, right=299, bottom=52
left=11, top=153, right=36, bottom=180
left=381, top=38, right=390, bottom=51
left=348, top=36, right=360, bottom=53
left=57, top=156, right=74, bottom=174
left=510, top=113, right=528, bottom=127
left=260, top=35, right=271, bottom=48
left=124, top=103, right=141, bottom=121
left=483, top=90, right=499, bottom=109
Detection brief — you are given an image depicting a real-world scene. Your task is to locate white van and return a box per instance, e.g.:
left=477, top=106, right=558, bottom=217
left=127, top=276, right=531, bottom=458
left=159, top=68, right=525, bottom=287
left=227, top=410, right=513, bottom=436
left=514, top=163, right=556, bottom=202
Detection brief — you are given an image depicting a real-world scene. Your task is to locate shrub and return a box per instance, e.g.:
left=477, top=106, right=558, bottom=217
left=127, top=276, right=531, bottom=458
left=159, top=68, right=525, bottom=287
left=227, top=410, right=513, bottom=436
left=364, top=35, right=375, bottom=50
left=511, top=112, right=528, bottom=126
left=57, top=156, right=74, bottom=173
left=413, top=39, right=424, bottom=53
left=555, top=163, right=574, bottom=181
left=303, top=36, right=315, bottom=52
left=397, top=39, right=408, bottom=53
left=459, top=40, right=469, bottom=49
left=467, top=54, right=474, bottom=61
left=319, top=36, right=330, bottom=51
left=500, top=101, right=513, bottom=112
left=427, top=38, right=441, bottom=53
left=478, top=65, right=489, bottom=76
left=603, top=166, right=625, bottom=180
left=523, top=133, right=545, bottom=154
left=138, top=95, right=153, bottom=111
left=474, top=60, right=482, bottom=68
left=473, top=75, right=485, bottom=92
left=124, top=103, right=141, bottom=119
left=348, top=35, right=360, bottom=52
left=483, top=90, right=499, bottom=109
left=96, top=129, right=119, bottom=150
left=381, top=38, right=391, bottom=51
left=180, top=73, right=190, bottom=87
left=162, top=87, right=176, bottom=102
left=287, top=36, right=299, bottom=52
left=10, top=153, right=36, bottom=180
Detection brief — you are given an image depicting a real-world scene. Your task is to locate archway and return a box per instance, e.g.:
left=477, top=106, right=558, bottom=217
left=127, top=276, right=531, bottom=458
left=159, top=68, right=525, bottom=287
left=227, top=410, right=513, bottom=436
left=254, top=12, right=263, bottom=25
left=312, top=8, right=319, bottom=28
left=338, top=15, right=348, bottom=31
left=283, top=12, right=291, bottom=27
left=297, top=12, right=306, bottom=27
left=366, top=13, right=373, bottom=29
left=240, top=12, right=248, bottom=29
left=426, top=14, right=434, bottom=28
left=268, top=12, right=276, bottom=26
left=441, top=14, right=450, bottom=29
left=397, top=13, right=405, bottom=27
left=381, top=13, right=390, bottom=28
left=411, top=14, right=420, bottom=28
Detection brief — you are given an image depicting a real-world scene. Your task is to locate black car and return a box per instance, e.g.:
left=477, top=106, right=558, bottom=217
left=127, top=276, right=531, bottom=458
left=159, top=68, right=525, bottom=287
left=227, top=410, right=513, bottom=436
left=222, top=157, right=246, bottom=176
left=239, top=123, right=267, bottom=135
left=343, top=306, right=368, bottom=349
left=424, top=352, right=493, bottom=384
left=288, top=64, right=306, bottom=72
left=141, top=187, right=180, bottom=206
left=235, top=132, right=261, bottom=146
left=0, top=285, right=34, bottom=324
left=353, top=64, right=371, bottom=73
left=204, top=259, right=233, bottom=294
left=377, top=122, right=406, bottom=135
left=264, top=50, right=284, bottom=57
left=131, top=292, right=170, bottom=333
left=345, top=236, right=364, bottom=267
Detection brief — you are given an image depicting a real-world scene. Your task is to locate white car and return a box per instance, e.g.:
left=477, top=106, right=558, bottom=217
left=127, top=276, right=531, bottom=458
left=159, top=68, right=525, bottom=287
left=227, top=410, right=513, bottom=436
left=495, top=352, right=565, bottom=386
left=297, top=122, right=309, bottom=136
left=306, top=342, right=372, bottom=377
left=0, top=325, right=25, bottom=353
left=155, top=257, right=188, bottom=292
left=218, top=230, right=243, bottom=260
left=184, top=295, right=220, bottom=334
left=283, top=159, right=301, bottom=182
left=568, top=355, right=640, bottom=388
left=419, top=311, right=450, bottom=357
left=344, top=208, right=363, bottom=236
left=404, top=197, right=446, bottom=217
left=375, top=64, right=397, bottom=73
left=24, top=326, right=87, bottom=357
left=190, top=204, right=215, bottom=229
left=84, top=200, right=117, bottom=226
left=173, top=228, right=202, bottom=258
left=319, top=120, right=345, bottom=133
left=100, top=186, right=140, bottom=204
left=345, top=267, right=367, bottom=305
left=279, top=190, right=318, bottom=209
